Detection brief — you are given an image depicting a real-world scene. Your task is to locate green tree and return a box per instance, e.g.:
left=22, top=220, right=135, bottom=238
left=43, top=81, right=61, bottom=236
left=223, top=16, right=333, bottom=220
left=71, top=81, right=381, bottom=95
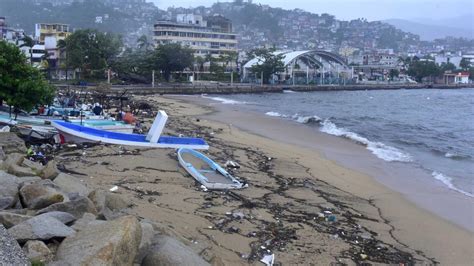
left=407, top=60, right=440, bottom=83
left=389, top=69, right=400, bottom=80
left=0, top=41, right=55, bottom=118
left=64, top=29, right=123, bottom=79
left=247, top=47, right=285, bottom=84
left=460, top=58, right=471, bottom=70
left=149, top=43, right=194, bottom=81
left=440, top=62, right=456, bottom=72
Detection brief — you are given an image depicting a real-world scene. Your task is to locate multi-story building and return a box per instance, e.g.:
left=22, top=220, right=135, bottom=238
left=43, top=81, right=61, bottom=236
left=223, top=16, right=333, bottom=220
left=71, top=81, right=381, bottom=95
left=34, top=23, right=71, bottom=43
left=153, top=14, right=238, bottom=58
left=0, top=17, right=24, bottom=43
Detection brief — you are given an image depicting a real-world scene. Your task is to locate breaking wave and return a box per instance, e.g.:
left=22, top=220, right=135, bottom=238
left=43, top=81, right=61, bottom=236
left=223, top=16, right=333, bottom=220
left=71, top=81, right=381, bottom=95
left=320, top=119, right=413, bottom=162
left=283, top=90, right=297, bottom=93
left=201, top=95, right=246, bottom=105
left=265, top=111, right=284, bottom=117
left=293, top=114, right=322, bottom=124
left=432, top=172, right=473, bottom=198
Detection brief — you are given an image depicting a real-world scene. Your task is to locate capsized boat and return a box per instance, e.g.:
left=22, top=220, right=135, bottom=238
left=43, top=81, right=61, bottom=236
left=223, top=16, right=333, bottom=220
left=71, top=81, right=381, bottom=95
left=52, top=111, right=209, bottom=150
left=177, top=148, right=246, bottom=190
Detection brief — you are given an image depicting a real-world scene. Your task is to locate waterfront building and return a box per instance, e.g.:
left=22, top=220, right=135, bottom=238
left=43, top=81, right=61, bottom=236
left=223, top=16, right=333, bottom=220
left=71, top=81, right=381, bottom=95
left=35, top=23, right=71, bottom=44
left=153, top=14, right=238, bottom=58
left=0, top=17, right=24, bottom=44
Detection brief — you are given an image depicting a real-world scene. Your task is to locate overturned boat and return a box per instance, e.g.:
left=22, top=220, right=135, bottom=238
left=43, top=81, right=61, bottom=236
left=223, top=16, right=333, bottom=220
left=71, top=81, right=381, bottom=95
left=52, top=111, right=209, bottom=150
left=178, top=148, right=246, bottom=190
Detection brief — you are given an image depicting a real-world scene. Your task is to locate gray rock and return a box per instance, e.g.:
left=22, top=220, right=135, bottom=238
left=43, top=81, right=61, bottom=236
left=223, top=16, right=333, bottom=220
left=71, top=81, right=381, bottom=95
left=53, top=173, right=89, bottom=197
left=0, top=170, right=19, bottom=210
left=0, top=211, right=32, bottom=229
left=2, top=153, right=36, bottom=177
left=0, top=132, right=27, bottom=154
left=70, top=213, right=100, bottom=232
left=36, top=196, right=97, bottom=219
left=142, top=236, right=210, bottom=266
left=54, top=216, right=141, bottom=266
left=17, top=176, right=42, bottom=188
left=39, top=160, right=59, bottom=180
left=0, top=146, right=5, bottom=161
left=8, top=215, right=75, bottom=243
left=0, top=224, right=30, bottom=266
left=19, top=180, right=65, bottom=209
left=35, top=211, right=76, bottom=225
left=88, top=189, right=130, bottom=220
left=22, top=159, right=44, bottom=174
left=135, top=222, right=155, bottom=264
left=22, top=240, right=52, bottom=263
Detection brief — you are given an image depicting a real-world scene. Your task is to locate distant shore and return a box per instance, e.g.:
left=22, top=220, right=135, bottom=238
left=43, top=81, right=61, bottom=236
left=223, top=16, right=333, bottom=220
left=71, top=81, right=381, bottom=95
left=54, top=83, right=473, bottom=95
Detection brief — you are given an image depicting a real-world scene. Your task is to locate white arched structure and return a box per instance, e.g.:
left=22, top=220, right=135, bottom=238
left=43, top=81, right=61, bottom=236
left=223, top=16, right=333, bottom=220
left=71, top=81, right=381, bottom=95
left=243, top=50, right=352, bottom=85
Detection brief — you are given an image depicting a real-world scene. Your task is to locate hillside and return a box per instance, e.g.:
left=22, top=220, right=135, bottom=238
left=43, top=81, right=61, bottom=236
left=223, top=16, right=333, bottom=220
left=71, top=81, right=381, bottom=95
left=2, top=0, right=469, bottom=52
left=384, top=19, right=471, bottom=41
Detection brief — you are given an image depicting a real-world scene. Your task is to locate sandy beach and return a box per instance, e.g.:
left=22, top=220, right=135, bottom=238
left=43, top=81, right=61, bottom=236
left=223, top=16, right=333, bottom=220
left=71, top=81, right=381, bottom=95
left=53, top=95, right=473, bottom=265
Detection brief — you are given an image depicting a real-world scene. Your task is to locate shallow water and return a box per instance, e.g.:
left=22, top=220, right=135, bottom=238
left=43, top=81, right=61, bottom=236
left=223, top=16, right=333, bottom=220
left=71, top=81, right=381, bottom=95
left=205, top=88, right=474, bottom=197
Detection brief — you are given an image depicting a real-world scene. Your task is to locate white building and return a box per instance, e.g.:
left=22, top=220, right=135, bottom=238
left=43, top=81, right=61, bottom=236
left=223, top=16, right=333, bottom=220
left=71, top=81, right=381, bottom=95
left=435, top=54, right=462, bottom=68
left=454, top=72, right=470, bottom=84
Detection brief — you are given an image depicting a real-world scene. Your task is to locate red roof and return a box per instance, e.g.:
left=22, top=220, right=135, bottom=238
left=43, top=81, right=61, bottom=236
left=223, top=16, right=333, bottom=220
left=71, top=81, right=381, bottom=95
left=457, top=72, right=470, bottom=76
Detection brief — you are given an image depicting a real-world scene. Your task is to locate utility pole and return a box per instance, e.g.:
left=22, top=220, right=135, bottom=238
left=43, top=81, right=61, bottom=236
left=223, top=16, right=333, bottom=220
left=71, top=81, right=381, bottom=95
left=306, top=66, right=309, bottom=85
left=261, top=72, right=263, bottom=86
left=107, top=69, right=111, bottom=84
left=231, top=71, right=234, bottom=85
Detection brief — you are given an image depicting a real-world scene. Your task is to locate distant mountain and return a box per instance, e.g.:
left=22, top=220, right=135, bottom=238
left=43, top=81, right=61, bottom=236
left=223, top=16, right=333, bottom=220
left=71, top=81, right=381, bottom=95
left=384, top=17, right=473, bottom=41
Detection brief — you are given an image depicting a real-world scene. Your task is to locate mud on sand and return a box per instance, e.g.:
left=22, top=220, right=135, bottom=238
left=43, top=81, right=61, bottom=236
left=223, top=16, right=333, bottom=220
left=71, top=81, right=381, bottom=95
left=54, top=96, right=449, bottom=265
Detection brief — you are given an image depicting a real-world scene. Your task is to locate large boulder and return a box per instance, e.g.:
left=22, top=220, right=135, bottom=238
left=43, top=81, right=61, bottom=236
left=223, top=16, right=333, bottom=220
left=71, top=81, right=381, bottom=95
left=142, top=236, right=210, bottom=266
left=7, top=215, right=75, bottom=243
left=0, top=132, right=27, bottom=154
left=88, top=189, right=130, bottom=220
left=70, top=213, right=101, bottom=232
left=39, top=160, right=59, bottom=180
left=0, top=211, right=32, bottom=229
left=135, top=221, right=155, bottom=264
left=3, top=153, right=36, bottom=177
left=23, top=240, right=53, bottom=263
left=17, top=176, right=43, bottom=188
left=36, top=211, right=76, bottom=225
left=36, top=196, right=97, bottom=219
left=0, top=170, right=19, bottom=210
left=19, top=180, right=65, bottom=209
left=54, top=215, right=142, bottom=266
left=53, top=173, right=89, bottom=197
left=22, top=159, right=44, bottom=174
left=0, top=224, right=30, bottom=266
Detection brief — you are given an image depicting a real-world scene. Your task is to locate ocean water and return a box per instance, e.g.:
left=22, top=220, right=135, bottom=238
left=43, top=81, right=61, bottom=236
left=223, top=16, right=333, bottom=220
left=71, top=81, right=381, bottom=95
left=204, top=89, right=474, bottom=197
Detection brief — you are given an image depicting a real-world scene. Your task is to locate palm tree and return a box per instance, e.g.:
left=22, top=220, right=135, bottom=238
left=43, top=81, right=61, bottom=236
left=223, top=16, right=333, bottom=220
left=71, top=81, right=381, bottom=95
left=20, top=35, right=34, bottom=66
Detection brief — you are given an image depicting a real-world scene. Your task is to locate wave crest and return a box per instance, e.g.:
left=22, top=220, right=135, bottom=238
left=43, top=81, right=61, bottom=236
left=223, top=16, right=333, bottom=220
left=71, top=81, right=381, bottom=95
left=320, top=119, right=413, bottom=162
left=432, top=172, right=473, bottom=197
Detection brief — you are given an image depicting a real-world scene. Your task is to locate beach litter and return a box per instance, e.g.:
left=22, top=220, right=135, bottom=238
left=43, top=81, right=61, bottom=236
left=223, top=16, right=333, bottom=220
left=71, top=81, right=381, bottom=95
left=260, top=254, right=275, bottom=266
left=109, top=186, right=119, bottom=192
left=225, top=160, right=241, bottom=169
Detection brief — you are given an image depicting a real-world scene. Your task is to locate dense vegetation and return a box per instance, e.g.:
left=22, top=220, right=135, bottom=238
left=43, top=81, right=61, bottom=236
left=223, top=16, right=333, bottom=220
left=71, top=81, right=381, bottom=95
left=0, top=41, right=55, bottom=117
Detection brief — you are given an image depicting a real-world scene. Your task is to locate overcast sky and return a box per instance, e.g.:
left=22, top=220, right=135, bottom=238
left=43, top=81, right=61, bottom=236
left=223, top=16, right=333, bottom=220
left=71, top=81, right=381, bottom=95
left=149, top=0, right=473, bottom=21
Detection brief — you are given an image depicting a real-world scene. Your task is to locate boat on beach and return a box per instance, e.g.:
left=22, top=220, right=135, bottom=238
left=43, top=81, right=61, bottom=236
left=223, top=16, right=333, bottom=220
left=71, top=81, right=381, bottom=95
left=52, top=110, right=209, bottom=149
left=177, top=148, right=246, bottom=190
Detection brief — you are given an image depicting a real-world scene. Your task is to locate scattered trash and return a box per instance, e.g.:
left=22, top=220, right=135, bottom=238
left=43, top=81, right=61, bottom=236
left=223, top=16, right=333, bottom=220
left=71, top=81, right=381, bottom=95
left=327, top=215, right=337, bottom=222
left=200, top=185, right=209, bottom=192
left=232, top=211, right=245, bottom=219
left=109, top=186, right=119, bottom=192
left=260, top=254, right=275, bottom=266
left=225, top=160, right=241, bottom=169
left=360, top=254, right=368, bottom=260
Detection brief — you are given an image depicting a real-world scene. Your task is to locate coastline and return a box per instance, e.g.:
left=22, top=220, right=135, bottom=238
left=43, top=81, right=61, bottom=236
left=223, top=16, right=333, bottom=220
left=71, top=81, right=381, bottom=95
left=168, top=94, right=474, bottom=264
left=54, top=94, right=473, bottom=265
left=187, top=95, right=474, bottom=232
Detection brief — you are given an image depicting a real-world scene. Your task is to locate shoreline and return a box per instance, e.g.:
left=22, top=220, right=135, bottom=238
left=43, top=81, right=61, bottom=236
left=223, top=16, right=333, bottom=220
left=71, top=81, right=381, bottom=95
left=53, top=94, right=473, bottom=265
left=180, top=95, right=474, bottom=232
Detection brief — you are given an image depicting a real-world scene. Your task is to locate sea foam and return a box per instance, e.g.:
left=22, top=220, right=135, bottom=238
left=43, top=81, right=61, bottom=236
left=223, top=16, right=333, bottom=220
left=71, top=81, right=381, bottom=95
left=265, top=111, right=284, bottom=117
left=201, top=95, right=246, bottom=105
left=432, top=172, right=473, bottom=198
left=320, top=119, right=413, bottom=162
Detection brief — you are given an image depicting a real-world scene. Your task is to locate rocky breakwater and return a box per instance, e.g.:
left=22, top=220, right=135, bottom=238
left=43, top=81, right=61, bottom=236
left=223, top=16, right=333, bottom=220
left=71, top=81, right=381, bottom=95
left=0, top=132, right=209, bottom=266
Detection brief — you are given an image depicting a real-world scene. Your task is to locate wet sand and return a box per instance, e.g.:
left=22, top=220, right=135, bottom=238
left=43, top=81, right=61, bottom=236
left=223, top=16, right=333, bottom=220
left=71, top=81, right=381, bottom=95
left=55, top=95, right=473, bottom=265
